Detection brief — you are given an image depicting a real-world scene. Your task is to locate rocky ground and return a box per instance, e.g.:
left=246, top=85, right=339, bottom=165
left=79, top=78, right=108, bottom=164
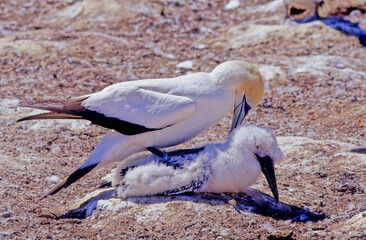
left=0, top=0, right=365, bottom=239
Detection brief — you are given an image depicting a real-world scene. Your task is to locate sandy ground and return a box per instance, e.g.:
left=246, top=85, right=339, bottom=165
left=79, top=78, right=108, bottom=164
left=0, top=0, right=365, bottom=239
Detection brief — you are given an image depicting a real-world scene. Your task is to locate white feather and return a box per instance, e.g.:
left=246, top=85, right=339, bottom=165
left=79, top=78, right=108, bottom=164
left=38, top=61, right=265, bottom=197
left=115, top=125, right=283, bottom=198
left=81, top=74, right=218, bottom=128
left=78, top=61, right=264, bottom=171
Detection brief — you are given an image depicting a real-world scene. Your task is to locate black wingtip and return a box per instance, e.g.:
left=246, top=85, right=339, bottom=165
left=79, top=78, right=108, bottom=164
left=40, top=163, right=98, bottom=199
left=16, top=118, right=25, bottom=123
left=17, top=116, right=36, bottom=123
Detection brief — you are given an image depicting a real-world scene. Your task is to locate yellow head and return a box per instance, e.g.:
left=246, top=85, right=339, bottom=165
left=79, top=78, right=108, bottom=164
left=211, top=60, right=264, bottom=132
left=211, top=60, right=264, bottom=109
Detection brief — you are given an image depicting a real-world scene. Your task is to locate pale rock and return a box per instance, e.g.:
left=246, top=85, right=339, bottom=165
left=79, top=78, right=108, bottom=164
left=45, top=175, right=61, bottom=184
left=225, top=0, right=240, bottom=10
left=176, top=60, right=194, bottom=69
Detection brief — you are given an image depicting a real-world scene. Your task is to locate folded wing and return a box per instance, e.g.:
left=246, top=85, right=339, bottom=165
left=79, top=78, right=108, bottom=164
left=18, top=87, right=196, bottom=136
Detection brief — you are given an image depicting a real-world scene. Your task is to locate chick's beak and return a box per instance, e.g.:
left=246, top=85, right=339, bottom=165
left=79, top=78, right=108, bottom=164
left=255, top=154, right=279, bottom=202
left=230, top=95, right=252, bottom=133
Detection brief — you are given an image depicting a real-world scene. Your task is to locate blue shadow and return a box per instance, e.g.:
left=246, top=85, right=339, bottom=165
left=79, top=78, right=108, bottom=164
left=290, top=3, right=366, bottom=46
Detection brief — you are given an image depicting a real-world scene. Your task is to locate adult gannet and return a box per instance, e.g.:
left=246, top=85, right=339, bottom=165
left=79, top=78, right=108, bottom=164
left=17, top=60, right=264, bottom=198
left=113, top=125, right=284, bottom=202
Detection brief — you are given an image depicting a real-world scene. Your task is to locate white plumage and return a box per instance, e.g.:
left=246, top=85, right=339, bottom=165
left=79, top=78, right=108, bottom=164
left=18, top=60, right=265, bottom=198
left=114, top=125, right=283, bottom=201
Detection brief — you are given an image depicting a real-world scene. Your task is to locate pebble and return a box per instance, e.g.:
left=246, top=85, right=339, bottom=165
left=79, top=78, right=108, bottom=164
left=45, top=175, right=61, bottom=184
left=225, top=0, right=240, bottom=10
left=176, top=60, right=194, bottom=69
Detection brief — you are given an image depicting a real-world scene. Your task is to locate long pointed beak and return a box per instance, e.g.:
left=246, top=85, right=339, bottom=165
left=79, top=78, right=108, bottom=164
left=255, top=154, right=279, bottom=202
left=230, top=95, right=252, bottom=133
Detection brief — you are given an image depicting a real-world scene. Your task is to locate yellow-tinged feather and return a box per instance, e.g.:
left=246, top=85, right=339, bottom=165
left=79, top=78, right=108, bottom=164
left=239, top=65, right=264, bottom=108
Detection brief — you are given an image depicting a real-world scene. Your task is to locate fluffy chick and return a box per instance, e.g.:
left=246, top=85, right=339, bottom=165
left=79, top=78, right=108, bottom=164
left=113, top=125, right=284, bottom=201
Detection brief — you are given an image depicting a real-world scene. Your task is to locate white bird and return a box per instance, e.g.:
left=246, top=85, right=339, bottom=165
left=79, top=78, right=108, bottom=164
left=113, top=125, right=284, bottom=202
left=17, top=60, right=264, bottom=198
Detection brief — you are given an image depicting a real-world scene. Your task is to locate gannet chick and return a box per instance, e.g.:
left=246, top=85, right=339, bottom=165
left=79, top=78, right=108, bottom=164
left=17, top=60, right=264, bottom=198
left=114, top=125, right=284, bottom=202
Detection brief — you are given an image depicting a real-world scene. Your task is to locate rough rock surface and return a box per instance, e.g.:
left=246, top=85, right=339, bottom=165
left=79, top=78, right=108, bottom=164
left=0, top=0, right=365, bottom=239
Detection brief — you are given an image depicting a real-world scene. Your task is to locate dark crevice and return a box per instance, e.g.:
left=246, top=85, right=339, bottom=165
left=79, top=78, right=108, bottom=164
left=289, top=2, right=366, bottom=46
left=58, top=190, right=115, bottom=220
left=340, top=7, right=366, bottom=16
left=290, top=7, right=306, bottom=16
